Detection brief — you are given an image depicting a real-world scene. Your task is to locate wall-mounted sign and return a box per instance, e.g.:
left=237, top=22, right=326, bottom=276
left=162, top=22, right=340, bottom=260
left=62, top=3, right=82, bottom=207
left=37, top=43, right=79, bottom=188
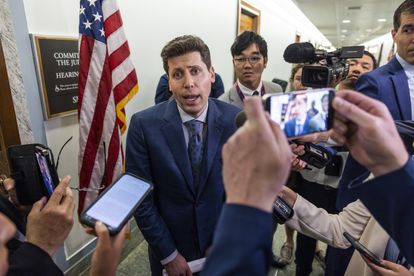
left=31, top=35, right=79, bottom=119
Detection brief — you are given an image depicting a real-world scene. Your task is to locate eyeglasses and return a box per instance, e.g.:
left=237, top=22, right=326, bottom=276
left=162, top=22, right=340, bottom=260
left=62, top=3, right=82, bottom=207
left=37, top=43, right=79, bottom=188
left=233, top=55, right=263, bottom=66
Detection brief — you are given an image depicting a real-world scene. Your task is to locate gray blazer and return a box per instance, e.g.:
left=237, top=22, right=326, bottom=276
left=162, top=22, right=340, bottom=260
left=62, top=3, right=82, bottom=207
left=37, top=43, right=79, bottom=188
left=219, top=81, right=282, bottom=109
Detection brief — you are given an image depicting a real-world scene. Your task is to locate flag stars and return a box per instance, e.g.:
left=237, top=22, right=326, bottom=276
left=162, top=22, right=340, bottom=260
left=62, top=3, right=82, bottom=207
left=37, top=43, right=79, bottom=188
left=93, top=11, right=102, bottom=22
left=87, top=0, right=97, bottom=7
left=80, top=5, right=85, bottom=15
left=83, top=19, right=92, bottom=29
left=99, top=28, right=105, bottom=37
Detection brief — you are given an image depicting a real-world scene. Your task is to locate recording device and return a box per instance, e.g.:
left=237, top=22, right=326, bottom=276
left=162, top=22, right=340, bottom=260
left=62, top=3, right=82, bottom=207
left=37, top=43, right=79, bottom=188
left=80, top=173, right=153, bottom=235
left=264, top=88, right=335, bottom=138
left=283, top=42, right=364, bottom=88
left=294, top=142, right=332, bottom=169
left=395, top=120, right=414, bottom=155
left=234, top=112, right=294, bottom=224
left=273, top=196, right=294, bottom=224
left=7, top=144, right=59, bottom=205
left=343, top=232, right=388, bottom=269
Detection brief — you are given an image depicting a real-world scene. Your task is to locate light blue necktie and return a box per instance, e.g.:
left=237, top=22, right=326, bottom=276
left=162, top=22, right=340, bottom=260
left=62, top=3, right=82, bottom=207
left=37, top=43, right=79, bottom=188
left=185, top=120, right=204, bottom=189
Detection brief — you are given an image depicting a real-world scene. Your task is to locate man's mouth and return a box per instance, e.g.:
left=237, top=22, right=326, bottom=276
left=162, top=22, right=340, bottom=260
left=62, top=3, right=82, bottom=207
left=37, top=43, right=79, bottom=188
left=183, top=94, right=200, bottom=103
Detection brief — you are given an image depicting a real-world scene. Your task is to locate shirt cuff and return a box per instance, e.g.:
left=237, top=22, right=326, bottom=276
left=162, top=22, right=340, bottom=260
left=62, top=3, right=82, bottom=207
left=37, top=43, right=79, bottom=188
left=160, top=250, right=178, bottom=265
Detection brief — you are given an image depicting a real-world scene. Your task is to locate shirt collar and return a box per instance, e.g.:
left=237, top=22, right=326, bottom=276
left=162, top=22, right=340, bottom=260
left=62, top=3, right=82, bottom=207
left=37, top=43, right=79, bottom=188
left=177, top=102, right=208, bottom=124
left=396, top=53, right=414, bottom=78
left=237, top=80, right=263, bottom=96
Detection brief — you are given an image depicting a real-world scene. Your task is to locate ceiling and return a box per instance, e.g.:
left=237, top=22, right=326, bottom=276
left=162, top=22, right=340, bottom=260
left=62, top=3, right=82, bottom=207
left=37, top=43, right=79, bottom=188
left=293, top=0, right=404, bottom=48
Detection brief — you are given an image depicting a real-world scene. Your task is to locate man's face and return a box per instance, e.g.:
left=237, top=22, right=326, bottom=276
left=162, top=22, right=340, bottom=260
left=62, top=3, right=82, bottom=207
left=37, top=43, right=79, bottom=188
left=233, top=43, right=267, bottom=90
left=290, top=94, right=308, bottom=120
left=168, top=51, right=215, bottom=118
left=392, top=12, right=414, bottom=65
left=346, top=54, right=375, bottom=83
left=293, top=67, right=308, bottom=91
left=322, top=97, right=329, bottom=112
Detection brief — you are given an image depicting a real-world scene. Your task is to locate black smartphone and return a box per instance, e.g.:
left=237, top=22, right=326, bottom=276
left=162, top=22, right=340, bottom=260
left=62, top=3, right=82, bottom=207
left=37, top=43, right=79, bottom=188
left=264, top=88, right=335, bottom=139
left=7, top=144, right=59, bottom=205
left=343, top=232, right=388, bottom=269
left=80, top=173, right=153, bottom=235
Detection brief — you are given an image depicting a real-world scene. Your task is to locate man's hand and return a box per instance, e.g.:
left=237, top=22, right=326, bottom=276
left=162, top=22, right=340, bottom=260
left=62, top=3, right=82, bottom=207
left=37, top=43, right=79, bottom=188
left=0, top=178, right=32, bottom=216
left=330, top=90, right=408, bottom=177
left=291, top=157, right=307, bottom=171
left=362, top=256, right=413, bottom=276
left=25, top=175, right=74, bottom=256
left=164, top=253, right=192, bottom=276
left=294, top=130, right=331, bottom=144
left=90, top=222, right=126, bottom=276
left=0, top=213, right=16, bottom=276
left=222, top=97, right=292, bottom=213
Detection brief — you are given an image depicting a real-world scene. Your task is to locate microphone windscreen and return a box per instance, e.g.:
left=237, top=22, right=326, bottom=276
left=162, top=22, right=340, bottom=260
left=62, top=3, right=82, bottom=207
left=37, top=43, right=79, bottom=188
left=235, top=111, right=247, bottom=128
left=283, top=42, right=316, bottom=63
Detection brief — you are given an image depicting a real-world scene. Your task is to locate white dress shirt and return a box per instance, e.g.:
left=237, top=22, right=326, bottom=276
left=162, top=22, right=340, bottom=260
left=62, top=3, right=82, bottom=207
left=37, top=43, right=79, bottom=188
left=396, top=53, right=414, bottom=119
left=237, top=79, right=264, bottom=96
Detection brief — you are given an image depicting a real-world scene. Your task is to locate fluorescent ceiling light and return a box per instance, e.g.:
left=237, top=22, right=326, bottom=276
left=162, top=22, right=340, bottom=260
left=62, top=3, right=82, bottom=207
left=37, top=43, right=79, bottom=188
left=342, top=29, right=348, bottom=33
left=342, top=19, right=351, bottom=23
left=377, top=18, right=387, bottom=22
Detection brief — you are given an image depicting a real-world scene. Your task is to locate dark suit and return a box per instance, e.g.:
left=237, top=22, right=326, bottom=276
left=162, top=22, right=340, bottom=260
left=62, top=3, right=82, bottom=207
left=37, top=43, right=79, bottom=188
left=328, top=56, right=413, bottom=276
left=349, top=159, right=414, bottom=266
left=202, top=204, right=272, bottom=276
left=126, top=98, right=240, bottom=275
left=283, top=116, right=312, bottom=137
left=154, top=73, right=225, bottom=104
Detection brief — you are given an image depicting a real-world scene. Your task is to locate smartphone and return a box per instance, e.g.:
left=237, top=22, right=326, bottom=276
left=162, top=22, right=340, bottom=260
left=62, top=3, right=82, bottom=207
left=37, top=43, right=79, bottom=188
left=7, top=144, right=59, bottom=205
left=80, top=173, right=153, bottom=235
left=343, top=232, right=388, bottom=269
left=264, top=88, right=335, bottom=138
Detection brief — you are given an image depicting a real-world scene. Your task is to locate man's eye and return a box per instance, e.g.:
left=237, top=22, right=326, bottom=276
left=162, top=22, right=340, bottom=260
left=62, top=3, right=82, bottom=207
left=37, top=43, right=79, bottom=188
left=250, top=57, right=261, bottom=62
left=172, top=71, right=182, bottom=79
left=190, top=68, right=201, bottom=75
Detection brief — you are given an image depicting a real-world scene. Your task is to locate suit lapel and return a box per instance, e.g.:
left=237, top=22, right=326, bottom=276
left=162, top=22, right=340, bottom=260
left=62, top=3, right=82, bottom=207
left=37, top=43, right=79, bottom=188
left=197, top=100, right=224, bottom=197
left=229, top=85, right=244, bottom=107
left=389, top=57, right=412, bottom=120
left=161, top=101, right=195, bottom=196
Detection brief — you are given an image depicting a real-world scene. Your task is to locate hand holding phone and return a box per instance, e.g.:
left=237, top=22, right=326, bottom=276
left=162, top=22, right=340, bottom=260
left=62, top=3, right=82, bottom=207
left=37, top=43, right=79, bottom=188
left=343, top=232, right=388, bottom=269
left=264, top=88, right=335, bottom=139
left=80, top=173, right=153, bottom=235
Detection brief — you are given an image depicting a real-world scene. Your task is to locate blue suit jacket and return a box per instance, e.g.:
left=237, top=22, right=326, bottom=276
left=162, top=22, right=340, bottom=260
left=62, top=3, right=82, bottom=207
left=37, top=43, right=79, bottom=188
left=337, top=57, right=412, bottom=209
left=283, top=116, right=312, bottom=137
left=202, top=204, right=272, bottom=276
left=125, top=99, right=240, bottom=271
left=349, top=159, right=414, bottom=265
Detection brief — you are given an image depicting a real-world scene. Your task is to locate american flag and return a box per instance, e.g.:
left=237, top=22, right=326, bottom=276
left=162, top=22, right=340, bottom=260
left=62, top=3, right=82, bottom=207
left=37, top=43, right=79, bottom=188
left=78, top=0, right=138, bottom=214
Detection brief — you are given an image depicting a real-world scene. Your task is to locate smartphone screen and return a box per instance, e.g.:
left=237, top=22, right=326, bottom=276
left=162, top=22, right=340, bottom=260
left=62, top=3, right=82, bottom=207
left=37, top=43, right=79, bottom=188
left=82, top=173, right=152, bottom=233
left=35, top=152, right=54, bottom=196
left=266, top=88, right=334, bottom=138
left=343, top=232, right=387, bottom=268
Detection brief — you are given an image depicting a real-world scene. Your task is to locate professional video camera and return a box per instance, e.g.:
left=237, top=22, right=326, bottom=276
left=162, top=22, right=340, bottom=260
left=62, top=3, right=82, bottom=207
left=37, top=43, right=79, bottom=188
left=283, top=42, right=364, bottom=88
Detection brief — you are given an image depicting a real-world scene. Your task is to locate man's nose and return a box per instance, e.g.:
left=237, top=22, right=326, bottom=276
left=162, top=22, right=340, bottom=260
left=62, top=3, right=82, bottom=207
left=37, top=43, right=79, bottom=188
left=183, top=71, right=195, bottom=88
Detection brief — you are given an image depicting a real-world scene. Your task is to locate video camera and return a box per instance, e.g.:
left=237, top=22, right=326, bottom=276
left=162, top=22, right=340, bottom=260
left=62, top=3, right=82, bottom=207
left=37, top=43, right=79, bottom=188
left=283, top=42, right=364, bottom=88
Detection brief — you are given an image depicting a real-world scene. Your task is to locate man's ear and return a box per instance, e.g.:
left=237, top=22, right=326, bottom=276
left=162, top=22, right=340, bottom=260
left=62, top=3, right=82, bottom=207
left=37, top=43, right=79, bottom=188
left=391, top=29, right=397, bottom=41
left=263, top=57, right=268, bottom=68
left=210, top=66, right=216, bottom=83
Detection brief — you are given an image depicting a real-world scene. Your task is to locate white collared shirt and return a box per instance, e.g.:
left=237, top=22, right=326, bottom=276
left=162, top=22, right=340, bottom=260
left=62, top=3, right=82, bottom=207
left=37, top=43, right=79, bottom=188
left=395, top=53, right=414, bottom=119
left=177, top=102, right=208, bottom=147
left=237, top=79, right=264, bottom=96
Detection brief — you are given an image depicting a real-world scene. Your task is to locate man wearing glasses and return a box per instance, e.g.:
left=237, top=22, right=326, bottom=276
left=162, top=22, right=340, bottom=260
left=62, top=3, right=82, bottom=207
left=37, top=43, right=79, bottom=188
left=219, top=31, right=282, bottom=109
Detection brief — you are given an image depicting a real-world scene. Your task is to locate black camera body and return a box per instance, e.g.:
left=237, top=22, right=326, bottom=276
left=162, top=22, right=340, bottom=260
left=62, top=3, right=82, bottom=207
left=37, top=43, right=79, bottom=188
left=7, top=144, right=59, bottom=205
left=273, top=196, right=294, bottom=224
left=283, top=42, right=364, bottom=88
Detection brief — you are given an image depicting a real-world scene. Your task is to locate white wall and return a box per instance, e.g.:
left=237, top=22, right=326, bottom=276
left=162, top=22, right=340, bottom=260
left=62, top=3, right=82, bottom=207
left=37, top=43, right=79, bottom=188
left=362, top=32, right=395, bottom=67
left=18, top=0, right=329, bottom=270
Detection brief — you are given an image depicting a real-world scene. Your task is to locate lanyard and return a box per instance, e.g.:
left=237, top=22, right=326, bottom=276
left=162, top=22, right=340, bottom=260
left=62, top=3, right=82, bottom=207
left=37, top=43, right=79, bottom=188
left=235, top=83, right=265, bottom=102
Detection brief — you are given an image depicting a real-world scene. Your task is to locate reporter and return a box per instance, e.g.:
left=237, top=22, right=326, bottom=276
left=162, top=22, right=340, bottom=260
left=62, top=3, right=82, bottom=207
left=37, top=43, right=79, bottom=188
left=330, top=90, right=414, bottom=265
left=202, top=97, right=291, bottom=275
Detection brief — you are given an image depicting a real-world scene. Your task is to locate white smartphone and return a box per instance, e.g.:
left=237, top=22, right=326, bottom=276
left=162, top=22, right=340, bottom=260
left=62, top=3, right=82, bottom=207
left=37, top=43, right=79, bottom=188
left=80, top=172, right=153, bottom=235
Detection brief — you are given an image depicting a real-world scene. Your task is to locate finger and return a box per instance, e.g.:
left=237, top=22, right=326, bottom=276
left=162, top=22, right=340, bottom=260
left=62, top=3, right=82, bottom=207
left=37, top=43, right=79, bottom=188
left=266, top=113, right=290, bottom=149
left=95, top=221, right=110, bottom=248
left=48, top=175, right=71, bottom=206
left=3, top=178, right=14, bottom=192
left=332, top=96, right=375, bottom=128
left=243, top=97, right=269, bottom=129
left=30, top=197, right=47, bottom=213
left=113, top=226, right=127, bottom=248
left=83, top=226, right=96, bottom=236
left=333, top=118, right=348, bottom=136
left=380, top=260, right=398, bottom=271
left=0, top=214, right=16, bottom=243
left=186, top=266, right=193, bottom=276
left=330, top=130, right=346, bottom=145
left=61, top=186, right=74, bottom=210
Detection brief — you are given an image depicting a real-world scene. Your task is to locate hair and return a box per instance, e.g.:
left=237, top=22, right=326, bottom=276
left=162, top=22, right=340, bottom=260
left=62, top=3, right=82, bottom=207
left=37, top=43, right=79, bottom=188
left=321, top=94, right=329, bottom=103
left=231, top=31, right=268, bottom=58
left=290, top=93, right=307, bottom=103
left=289, top=64, right=305, bottom=81
left=363, top=50, right=378, bottom=69
left=161, top=35, right=212, bottom=74
left=393, top=0, right=414, bottom=31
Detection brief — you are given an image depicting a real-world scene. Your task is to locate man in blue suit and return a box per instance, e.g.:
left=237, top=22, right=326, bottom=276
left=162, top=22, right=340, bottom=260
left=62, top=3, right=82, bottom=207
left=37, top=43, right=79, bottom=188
left=125, top=35, right=240, bottom=276
left=283, top=93, right=312, bottom=137
left=337, top=0, right=414, bottom=212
